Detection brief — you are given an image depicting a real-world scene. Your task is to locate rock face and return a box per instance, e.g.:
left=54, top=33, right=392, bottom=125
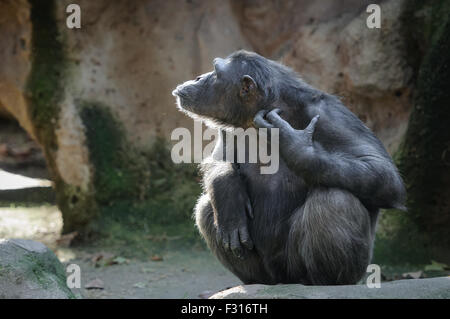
left=58, top=0, right=250, bottom=149
left=0, top=239, right=75, bottom=298
left=210, top=277, right=450, bottom=299
left=0, top=0, right=34, bottom=133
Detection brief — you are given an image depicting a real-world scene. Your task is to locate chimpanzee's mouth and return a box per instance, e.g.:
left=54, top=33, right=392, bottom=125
left=172, top=87, right=190, bottom=100
left=172, top=89, right=193, bottom=111
left=171, top=88, right=182, bottom=98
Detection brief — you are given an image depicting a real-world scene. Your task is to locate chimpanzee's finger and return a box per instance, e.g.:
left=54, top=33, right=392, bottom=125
left=253, top=110, right=273, bottom=129
left=221, top=231, right=230, bottom=251
left=266, top=108, right=289, bottom=128
left=305, top=115, right=320, bottom=134
left=239, top=226, right=254, bottom=250
left=230, top=230, right=243, bottom=258
left=246, top=198, right=254, bottom=219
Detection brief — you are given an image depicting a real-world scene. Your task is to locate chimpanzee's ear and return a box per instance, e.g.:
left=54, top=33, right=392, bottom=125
left=240, top=75, right=257, bottom=100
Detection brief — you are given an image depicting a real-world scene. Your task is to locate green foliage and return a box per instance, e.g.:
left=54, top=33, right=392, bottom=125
left=80, top=102, right=151, bottom=204
left=377, top=0, right=450, bottom=266
left=27, top=0, right=67, bottom=149
left=400, top=0, right=450, bottom=77
left=397, top=0, right=450, bottom=247
left=373, top=208, right=431, bottom=265
left=26, top=0, right=95, bottom=233
left=16, top=252, right=74, bottom=297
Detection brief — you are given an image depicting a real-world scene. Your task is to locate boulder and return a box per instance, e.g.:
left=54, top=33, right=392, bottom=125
left=0, top=239, right=75, bottom=298
left=210, top=277, right=450, bottom=299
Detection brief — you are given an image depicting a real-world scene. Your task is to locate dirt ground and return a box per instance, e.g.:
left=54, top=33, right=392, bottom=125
left=69, top=248, right=240, bottom=299
left=0, top=203, right=240, bottom=299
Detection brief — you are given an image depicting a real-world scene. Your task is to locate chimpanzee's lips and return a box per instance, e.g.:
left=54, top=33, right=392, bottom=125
left=172, top=87, right=189, bottom=100
left=171, top=88, right=180, bottom=97
left=172, top=88, right=178, bottom=96
left=172, top=89, right=192, bottom=111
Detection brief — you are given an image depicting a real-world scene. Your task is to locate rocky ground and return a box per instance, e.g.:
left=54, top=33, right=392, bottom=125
left=0, top=202, right=241, bottom=299
left=211, top=277, right=450, bottom=299
left=68, top=248, right=240, bottom=299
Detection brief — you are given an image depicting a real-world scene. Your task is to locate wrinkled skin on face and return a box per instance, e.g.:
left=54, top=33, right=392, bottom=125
left=172, top=56, right=261, bottom=128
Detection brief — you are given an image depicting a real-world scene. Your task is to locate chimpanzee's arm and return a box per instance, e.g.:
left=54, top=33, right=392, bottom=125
left=254, top=109, right=406, bottom=210
left=200, top=131, right=254, bottom=258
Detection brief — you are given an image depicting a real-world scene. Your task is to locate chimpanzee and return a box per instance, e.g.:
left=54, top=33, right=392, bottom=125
left=172, top=50, right=406, bottom=285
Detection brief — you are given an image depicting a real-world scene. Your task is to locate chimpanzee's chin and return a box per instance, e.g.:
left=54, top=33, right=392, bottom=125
left=175, top=97, right=198, bottom=117
left=174, top=95, right=189, bottom=110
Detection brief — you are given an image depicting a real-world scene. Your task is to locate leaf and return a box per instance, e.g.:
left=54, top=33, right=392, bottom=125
left=89, top=251, right=116, bottom=267
left=56, top=231, right=78, bottom=247
left=150, top=255, right=163, bottom=262
left=112, top=256, right=128, bottom=265
left=85, top=278, right=104, bottom=290
left=133, top=282, right=146, bottom=289
left=141, top=267, right=155, bottom=273
left=424, top=260, right=448, bottom=271
left=153, top=178, right=167, bottom=187
left=402, top=271, right=423, bottom=279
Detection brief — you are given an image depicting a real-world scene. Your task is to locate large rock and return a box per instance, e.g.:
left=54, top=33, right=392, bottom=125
left=0, top=0, right=34, bottom=132
left=210, top=277, right=450, bottom=299
left=57, top=0, right=250, bottom=149
left=0, top=239, right=75, bottom=298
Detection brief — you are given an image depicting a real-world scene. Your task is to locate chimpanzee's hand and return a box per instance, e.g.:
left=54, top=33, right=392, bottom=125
left=253, top=108, right=319, bottom=158
left=214, top=191, right=254, bottom=259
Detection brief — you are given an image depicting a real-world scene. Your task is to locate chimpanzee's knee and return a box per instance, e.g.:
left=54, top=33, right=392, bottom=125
left=288, top=188, right=374, bottom=285
left=194, top=193, right=271, bottom=284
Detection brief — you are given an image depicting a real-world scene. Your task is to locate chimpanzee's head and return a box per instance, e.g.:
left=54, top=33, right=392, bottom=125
left=172, top=50, right=276, bottom=128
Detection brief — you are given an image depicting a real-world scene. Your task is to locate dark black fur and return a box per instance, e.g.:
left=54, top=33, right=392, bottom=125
left=172, top=50, right=406, bottom=285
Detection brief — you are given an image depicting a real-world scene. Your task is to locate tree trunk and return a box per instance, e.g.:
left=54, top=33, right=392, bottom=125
left=397, top=0, right=450, bottom=259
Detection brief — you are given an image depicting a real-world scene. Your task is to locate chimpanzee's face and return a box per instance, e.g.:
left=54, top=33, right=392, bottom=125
left=172, top=57, right=260, bottom=127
